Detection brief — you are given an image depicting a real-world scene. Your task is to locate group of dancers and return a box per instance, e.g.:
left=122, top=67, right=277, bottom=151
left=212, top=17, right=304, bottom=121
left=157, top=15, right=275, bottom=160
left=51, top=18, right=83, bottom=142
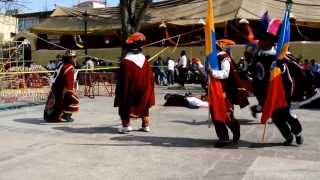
left=43, top=30, right=307, bottom=147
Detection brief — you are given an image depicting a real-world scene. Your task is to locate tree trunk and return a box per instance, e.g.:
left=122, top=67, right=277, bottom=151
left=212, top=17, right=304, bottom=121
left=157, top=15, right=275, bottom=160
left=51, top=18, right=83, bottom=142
left=120, top=0, right=152, bottom=58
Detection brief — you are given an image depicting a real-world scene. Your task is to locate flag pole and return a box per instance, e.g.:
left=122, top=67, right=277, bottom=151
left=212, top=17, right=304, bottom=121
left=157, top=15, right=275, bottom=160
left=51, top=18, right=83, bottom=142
left=261, top=122, right=268, bottom=143
left=261, top=0, right=292, bottom=143
left=208, top=76, right=211, bottom=128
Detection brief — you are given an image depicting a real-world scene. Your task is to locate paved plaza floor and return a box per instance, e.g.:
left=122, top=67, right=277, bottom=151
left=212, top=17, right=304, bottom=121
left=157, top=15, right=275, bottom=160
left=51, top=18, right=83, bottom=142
left=0, top=85, right=319, bottom=180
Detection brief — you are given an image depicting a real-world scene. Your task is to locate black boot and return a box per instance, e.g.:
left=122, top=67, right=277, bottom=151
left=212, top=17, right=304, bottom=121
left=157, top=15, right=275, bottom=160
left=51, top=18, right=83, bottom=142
left=215, top=139, right=231, bottom=148
left=232, top=134, right=240, bottom=145
left=283, top=135, right=294, bottom=146
left=295, top=135, right=304, bottom=145
left=250, top=105, right=262, bottom=119
left=61, top=113, right=74, bottom=122
left=228, top=115, right=240, bottom=144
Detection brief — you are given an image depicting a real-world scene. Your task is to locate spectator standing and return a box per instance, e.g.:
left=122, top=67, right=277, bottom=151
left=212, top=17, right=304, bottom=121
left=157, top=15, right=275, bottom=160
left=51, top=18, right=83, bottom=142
left=302, top=59, right=311, bottom=72
left=177, top=50, right=188, bottom=88
left=159, top=58, right=168, bottom=86
left=167, top=57, right=175, bottom=85
left=153, top=57, right=162, bottom=85
left=46, top=61, right=52, bottom=70
left=85, top=57, right=95, bottom=70
left=310, top=59, right=320, bottom=87
left=310, top=59, right=319, bottom=75
left=55, top=55, right=63, bottom=68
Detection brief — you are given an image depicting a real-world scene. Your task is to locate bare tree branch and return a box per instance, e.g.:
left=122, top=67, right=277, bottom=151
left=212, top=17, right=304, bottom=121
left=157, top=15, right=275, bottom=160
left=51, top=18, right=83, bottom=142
left=0, top=0, right=30, bottom=14
left=134, top=0, right=152, bottom=32
left=120, top=0, right=153, bottom=56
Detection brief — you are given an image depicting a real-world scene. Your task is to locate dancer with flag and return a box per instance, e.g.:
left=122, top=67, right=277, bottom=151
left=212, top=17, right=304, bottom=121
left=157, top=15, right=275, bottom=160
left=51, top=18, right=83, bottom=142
left=261, top=0, right=303, bottom=146
left=205, top=0, right=240, bottom=147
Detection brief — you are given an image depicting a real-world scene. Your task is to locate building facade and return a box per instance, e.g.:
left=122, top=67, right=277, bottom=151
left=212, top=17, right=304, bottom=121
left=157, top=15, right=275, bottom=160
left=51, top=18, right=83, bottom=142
left=76, top=0, right=107, bottom=8
left=14, top=11, right=52, bottom=33
left=0, top=14, right=17, bottom=41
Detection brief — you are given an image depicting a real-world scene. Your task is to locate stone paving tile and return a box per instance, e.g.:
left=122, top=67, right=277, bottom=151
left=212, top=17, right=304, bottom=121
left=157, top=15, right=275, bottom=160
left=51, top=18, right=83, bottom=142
left=0, top=86, right=319, bottom=180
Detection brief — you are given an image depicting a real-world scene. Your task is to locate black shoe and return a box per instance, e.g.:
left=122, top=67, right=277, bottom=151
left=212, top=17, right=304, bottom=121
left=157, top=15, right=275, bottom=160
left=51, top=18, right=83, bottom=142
left=305, top=89, right=318, bottom=100
left=283, top=136, right=294, bottom=146
left=295, top=135, right=304, bottom=145
left=250, top=106, right=260, bottom=119
left=232, top=135, right=240, bottom=145
left=214, top=140, right=231, bottom=148
left=61, top=113, right=74, bottom=122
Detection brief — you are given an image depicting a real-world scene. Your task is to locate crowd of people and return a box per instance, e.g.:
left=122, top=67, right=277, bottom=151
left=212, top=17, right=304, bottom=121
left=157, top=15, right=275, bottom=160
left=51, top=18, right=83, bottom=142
left=46, top=55, right=110, bottom=71
left=301, top=59, right=320, bottom=87
left=152, top=51, right=207, bottom=89
left=46, top=55, right=63, bottom=71
left=238, top=56, right=320, bottom=89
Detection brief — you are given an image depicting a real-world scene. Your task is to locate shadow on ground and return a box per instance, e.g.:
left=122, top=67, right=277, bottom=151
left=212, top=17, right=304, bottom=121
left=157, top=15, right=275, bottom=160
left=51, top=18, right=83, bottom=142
left=171, top=119, right=265, bottom=126
left=171, top=120, right=208, bottom=126
left=66, top=135, right=285, bottom=149
left=110, top=136, right=285, bottom=149
left=14, top=118, right=47, bottom=125
left=238, top=119, right=263, bottom=125
left=53, top=126, right=119, bottom=134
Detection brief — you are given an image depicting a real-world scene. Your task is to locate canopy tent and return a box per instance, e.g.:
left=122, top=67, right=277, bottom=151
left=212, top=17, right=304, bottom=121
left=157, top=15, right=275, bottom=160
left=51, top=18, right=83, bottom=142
left=31, top=0, right=320, bottom=35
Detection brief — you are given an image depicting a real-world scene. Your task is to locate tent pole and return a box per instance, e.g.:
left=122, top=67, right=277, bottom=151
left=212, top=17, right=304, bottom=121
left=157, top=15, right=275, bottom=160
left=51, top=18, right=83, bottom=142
left=224, top=21, right=228, bottom=37
left=84, top=11, right=88, bottom=55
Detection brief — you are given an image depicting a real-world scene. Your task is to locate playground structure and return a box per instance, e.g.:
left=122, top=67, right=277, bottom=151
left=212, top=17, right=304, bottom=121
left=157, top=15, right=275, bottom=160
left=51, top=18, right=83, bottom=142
left=0, top=40, right=30, bottom=69
left=0, top=69, right=117, bottom=105
left=0, top=40, right=51, bottom=104
left=78, top=71, right=116, bottom=98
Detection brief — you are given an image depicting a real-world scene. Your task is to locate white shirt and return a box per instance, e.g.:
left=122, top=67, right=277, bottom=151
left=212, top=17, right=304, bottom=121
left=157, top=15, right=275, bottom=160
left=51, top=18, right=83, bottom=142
left=186, top=97, right=209, bottom=108
left=86, top=60, right=95, bottom=70
left=258, top=46, right=276, bottom=56
left=50, top=63, right=56, bottom=70
left=178, top=55, right=187, bottom=68
left=211, top=57, right=231, bottom=79
left=168, top=59, right=175, bottom=71
left=47, top=63, right=52, bottom=70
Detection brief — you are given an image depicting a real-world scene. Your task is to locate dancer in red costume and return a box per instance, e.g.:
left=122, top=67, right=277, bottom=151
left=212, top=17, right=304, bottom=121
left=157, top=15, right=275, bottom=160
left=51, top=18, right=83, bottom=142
left=44, top=50, right=79, bottom=122
left=114, top=32, right=155, bottom=133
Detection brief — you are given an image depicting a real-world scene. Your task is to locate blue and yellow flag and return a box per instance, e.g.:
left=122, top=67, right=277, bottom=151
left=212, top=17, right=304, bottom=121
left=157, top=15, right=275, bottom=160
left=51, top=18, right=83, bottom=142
left=205, top=0, right=228, bottom=123
left=261, top=3, right=292, bottom=124
left=205, top=0, right=219, bottom=70
left=276, top=3, right=291, bottom=60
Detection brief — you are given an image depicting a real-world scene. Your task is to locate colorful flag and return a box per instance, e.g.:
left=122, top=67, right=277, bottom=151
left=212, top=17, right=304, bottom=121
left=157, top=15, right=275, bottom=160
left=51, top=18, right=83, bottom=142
left=205, top=0, right=228, bottom=123
left=261, top=11, right=270, bottom=33
left=261, top=3, right=292, bottom=124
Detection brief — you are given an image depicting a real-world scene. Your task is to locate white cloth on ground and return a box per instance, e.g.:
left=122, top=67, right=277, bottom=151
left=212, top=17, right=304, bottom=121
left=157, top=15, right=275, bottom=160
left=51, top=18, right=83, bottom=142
left=186, top=97, right=208, bottom=108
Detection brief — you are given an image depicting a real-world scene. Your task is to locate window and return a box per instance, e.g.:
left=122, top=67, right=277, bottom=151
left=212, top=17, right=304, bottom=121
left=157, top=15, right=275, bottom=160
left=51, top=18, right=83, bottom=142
left=18, top=17, right=39, bottom=32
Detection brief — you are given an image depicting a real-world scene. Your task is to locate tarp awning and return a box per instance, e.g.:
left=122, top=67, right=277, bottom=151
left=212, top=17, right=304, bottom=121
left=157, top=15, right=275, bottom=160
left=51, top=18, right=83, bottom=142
left=31, top=0, right=320, bottom=35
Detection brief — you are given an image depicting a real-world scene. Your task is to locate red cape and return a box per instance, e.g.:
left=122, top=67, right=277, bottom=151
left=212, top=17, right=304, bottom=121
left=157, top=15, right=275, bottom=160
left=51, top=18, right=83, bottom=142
left=114, top=58, right=155, bottom=118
